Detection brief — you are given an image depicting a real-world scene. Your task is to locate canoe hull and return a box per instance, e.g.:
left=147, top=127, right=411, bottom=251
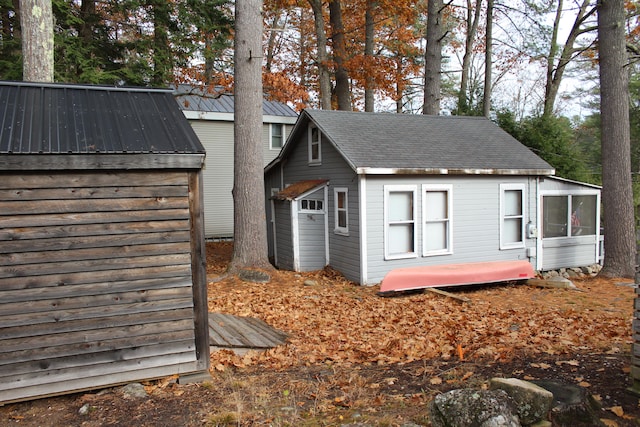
left=379, top=260, right=535, bottom=292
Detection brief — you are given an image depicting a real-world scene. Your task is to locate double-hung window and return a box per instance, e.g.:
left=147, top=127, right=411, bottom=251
left=500, top=184, right=525, bottom=249
left=270, top=123, right=284, bottom=150
left=384, top=185, right=417, bottom=259
left=308, top=126, right=321, bottom=164
left=334, top=188, right=349, bottom=235
left=422, top=185, right=452, bottom=256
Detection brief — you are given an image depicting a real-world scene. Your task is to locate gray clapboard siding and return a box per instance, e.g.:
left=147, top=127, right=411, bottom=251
left=363, top=175, right=536, bottom=284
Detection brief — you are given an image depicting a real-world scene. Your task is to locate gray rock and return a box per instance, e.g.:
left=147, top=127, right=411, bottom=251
left=78, top=403, right=93, bottom=415
left=429, top=389, right=521, bottom=427
left=489, top=378, right=553, bottom=425
left=238, top=269, right=270, bottom=283
left=120, top=382, right=148, bottom=399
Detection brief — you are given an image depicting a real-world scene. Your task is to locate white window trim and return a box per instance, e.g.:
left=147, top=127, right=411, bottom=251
left=334, top=187, right=349, bottom=235
left=269, top=123, right=284, bottom=150
left=308, top=125, right=322, bottom=165
left=422, top=184, right=453, bottom=256
left=500, top=183, right=526, bottom=250
left=299, top=198, right=325, bottom=213
left=384, top=185, right=418, bottom=260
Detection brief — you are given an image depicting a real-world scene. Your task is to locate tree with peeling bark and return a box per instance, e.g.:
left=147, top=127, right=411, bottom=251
left=229, top=0, right=273, bottom=272
left=597, top=0, right=635, bottom=278
left=20, top=0, right=53, bottom=82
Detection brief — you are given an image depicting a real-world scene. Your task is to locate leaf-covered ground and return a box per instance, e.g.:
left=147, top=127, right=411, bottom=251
left=1, top=241, right=638, bottom=427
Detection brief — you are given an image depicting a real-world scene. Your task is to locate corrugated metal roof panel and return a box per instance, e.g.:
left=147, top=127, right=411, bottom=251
left=0, top=81, right=205, bottom=155
left=173, top=84, right=297, bottom=117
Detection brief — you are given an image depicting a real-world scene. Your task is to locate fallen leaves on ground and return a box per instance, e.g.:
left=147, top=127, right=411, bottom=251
left=206, top=243, right=634, bottom=371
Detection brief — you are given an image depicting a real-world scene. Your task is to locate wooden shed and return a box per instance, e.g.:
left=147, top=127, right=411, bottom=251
left=0, top=81, right=209, bottom=404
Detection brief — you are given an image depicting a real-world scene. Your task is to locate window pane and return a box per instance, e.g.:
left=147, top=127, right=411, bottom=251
left=337, top=192, right=345, bottom=209
left=388, top=223, right=414, bottom=254
left=572, top=195, right=597, bottom=236
left=543, top=196, right=568, bottom=238
left=389, top=192, right=413, bottom=221
left=425, top=222, right=447, bottom=251
left=425, top=191, right=447, bottom=219
left=338, top=210, right=347, bottom=228
left=503, top=218, right=522, bottom=243
left=272, top=124, right=283, bottom=148
left=504, top=190, right=522, bottom=216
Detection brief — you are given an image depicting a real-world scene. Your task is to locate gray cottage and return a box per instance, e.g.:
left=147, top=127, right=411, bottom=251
left=0, top=81, right=209, bottom=403
left=264, top=110, right=602, bottom=285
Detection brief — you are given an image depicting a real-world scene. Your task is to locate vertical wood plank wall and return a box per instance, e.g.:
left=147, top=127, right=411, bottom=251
left=0, top=171, right=206, bottom=403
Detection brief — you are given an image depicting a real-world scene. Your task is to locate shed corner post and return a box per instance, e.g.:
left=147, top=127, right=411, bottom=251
left=186, top=169, right=211, bottom=379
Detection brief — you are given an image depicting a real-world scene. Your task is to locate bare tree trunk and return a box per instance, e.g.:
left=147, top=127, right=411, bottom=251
left=458, top=0, right=481, bottom=114
left=229, top=0, right=272, bottom=272
left=482, top=0, right=492, bottom=118
left=364, top=0, right=376, bottom=112
left=329, top=0, right=351, bottom=110
left=20, top=0, right=53, bottom=82
left=79, top=0, right=96, bottom=43
left=308, top=0, right=332, bottom=109
left=150, top=0, right=172, bottom=86
left=423, top=0, right=443, bottom=115
left=543, top=0, right=595, bottom=117
left=598, top=0, right=635, bottom=278
left=265, top=13, right=279, bottom=72
left=298, top=8, right=308, bottom=91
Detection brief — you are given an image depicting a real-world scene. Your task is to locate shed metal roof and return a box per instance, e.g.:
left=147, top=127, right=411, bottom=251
left=0, top=81, right=205, bottom=155
left=173, top=84, right=297, bottom=117
left=272, top=110, right=554, bottom=176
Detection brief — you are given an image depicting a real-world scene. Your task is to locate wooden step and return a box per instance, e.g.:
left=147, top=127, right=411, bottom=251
left=208, top=313, right=288, bottom=352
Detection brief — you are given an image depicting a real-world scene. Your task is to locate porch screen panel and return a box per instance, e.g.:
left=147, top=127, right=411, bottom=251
left=572, top=195, right=597, bottom=236
left=543, top=196, right=568, bottom=238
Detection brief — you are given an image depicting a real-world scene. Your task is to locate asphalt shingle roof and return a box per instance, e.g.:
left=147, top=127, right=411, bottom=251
left=173, top=84, right=297, bottom=117
left=0, top=81, right=204, bottom=155
left=303, top=110, right=554, bottom=174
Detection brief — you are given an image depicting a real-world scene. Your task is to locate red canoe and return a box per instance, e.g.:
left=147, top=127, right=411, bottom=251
left=379, top=260, right=535, bottom=293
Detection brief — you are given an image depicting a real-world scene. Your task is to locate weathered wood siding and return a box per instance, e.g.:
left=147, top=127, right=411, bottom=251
left=0, top=170, right=207, bottom=404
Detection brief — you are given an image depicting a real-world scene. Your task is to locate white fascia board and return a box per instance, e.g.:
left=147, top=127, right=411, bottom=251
left=182, top=110, right=297, bottom=125
left=263, top=115, right=298, bottom=125
left=356, top=167, right=556, bottom=176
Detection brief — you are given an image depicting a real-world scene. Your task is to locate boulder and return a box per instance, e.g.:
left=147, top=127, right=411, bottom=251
left=429, top=388, right=521, bottom=427
left=489, top=378, right=553, bottom=425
